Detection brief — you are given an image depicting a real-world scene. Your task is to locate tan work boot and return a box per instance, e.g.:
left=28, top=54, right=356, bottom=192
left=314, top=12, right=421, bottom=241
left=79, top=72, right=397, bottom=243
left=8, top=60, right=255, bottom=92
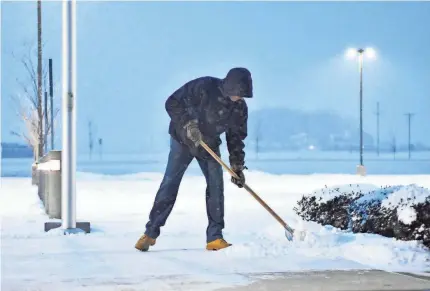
left=206, top=238, right=232, bottom=251
left=135, top=234, right=156, bottom=252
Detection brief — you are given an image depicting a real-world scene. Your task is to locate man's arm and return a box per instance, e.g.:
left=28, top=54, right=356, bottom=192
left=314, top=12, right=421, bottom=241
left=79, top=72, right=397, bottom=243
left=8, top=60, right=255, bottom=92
left=226, top=102, right=248, bottom=168
left=165, top=77, right=209, bottom=128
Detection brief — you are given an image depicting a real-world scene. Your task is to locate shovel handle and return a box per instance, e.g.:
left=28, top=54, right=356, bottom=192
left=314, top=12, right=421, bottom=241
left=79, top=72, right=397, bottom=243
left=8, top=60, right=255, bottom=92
left=199, top=140, right=295, bottom=234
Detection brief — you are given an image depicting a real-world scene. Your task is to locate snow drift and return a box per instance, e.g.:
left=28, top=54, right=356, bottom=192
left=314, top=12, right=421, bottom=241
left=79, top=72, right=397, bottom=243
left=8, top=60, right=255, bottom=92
left=2, top=173, right=430, bottom=290
left=295, top=184, right=430, bottom=248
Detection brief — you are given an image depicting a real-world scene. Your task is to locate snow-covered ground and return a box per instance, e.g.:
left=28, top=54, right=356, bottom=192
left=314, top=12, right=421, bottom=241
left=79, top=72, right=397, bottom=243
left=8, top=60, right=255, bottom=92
left=1, top=171, right=429, bottom=290
left=2, top=150, right=430, bottom=177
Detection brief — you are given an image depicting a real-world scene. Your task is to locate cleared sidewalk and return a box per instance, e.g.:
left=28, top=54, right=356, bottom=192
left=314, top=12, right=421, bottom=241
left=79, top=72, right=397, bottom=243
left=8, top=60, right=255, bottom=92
left=217, top=270, right=430, bottom=291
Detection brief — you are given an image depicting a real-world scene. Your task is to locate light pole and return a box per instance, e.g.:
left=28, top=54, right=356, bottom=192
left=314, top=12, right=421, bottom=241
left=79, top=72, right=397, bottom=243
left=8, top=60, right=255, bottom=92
left=358, top=48, right=364, bottom=169
left=405, top=112, right=414, bottom=160
left=60, top=0, right=90, bottom=234
left=62, top=0, right=77, bottom=232
left=345, top=47, right=376, bottom=176
left=375, top=102, right=380, bottom=156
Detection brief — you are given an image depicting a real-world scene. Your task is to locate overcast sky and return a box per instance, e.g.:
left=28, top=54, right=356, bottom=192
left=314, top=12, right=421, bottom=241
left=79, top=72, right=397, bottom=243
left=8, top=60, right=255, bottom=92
left=2, top=1, right=429, bottom=153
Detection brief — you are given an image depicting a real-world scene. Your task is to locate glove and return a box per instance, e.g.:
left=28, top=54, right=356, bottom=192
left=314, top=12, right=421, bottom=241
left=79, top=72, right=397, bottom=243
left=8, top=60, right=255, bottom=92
left=184, top=119, right=202, bottom=147
left=231, top=164, right=246, bottom=188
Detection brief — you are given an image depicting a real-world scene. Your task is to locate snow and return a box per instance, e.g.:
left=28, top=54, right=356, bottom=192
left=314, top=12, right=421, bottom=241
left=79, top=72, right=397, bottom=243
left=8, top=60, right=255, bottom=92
left=382, top=185, right=429, bottom=209
left=380, top=185, right=430, bottom=225
left=310, top=184, right=430, bottom=226
left=398, top=207, right=417, bottom=225
left=1, top=172, right=430, bottom=290
left=348, top=184, right=430, bottom=225
left=354, top=186, right=403, bottom=206
left=308, top=183, right=378, bottom=204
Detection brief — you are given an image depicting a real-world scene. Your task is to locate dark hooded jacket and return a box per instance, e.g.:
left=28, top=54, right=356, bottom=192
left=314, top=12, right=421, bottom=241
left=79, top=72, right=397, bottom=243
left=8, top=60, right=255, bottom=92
left=165, top=67, right=253, bottom=167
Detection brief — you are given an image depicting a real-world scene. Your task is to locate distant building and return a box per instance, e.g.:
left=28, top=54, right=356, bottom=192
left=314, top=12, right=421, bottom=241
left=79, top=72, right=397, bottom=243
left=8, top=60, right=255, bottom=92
left=1, top=143, right=33, bottom=158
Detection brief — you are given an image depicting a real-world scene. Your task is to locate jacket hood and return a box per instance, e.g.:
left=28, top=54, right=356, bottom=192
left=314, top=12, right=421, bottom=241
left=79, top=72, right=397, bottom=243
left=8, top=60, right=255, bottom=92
left=221, top=67, right=253, bottom=98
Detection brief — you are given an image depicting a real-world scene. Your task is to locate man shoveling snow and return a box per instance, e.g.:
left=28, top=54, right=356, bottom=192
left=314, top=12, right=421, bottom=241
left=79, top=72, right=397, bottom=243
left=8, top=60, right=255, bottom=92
left=135, top=67, right=253, bottom=252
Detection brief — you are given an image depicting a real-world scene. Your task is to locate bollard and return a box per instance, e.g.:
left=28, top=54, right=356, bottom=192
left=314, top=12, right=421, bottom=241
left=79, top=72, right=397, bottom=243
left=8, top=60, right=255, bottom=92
left=37, top=165, right=45, bottom=205
left=32, top=162, right=39, bottom=186
left=44, top=170, right=50, bottom=214
left=356, top=165, right=367, bottom=176
left=47, top=151, right=61, bottom=219
left=37, top=151, right=62, bottom=218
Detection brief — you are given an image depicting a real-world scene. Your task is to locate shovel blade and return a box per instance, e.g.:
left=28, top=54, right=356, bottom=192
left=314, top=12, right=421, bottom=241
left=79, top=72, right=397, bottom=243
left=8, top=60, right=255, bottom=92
left=285, top=229, right=294, bottom=241
left=285, top=228, right=307, bottom=242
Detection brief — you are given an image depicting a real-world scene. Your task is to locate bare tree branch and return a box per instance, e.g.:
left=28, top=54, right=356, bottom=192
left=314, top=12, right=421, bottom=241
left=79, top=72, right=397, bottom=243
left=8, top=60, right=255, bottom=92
left=10, top=131, right=33, bottom=148
left=15, top=78, right=38, bottom=108
left=22, top=55, right=37, bottom=88
left=9, top=41, right=60, bottom=159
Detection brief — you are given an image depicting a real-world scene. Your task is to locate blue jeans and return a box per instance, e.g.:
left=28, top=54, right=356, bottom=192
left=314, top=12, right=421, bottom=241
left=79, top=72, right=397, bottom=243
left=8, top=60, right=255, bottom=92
left=145, top=137, right=224, bottom=243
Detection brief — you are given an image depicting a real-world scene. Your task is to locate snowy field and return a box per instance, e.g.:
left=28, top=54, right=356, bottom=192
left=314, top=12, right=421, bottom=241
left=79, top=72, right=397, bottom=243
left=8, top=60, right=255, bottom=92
left=1, top=171, right=430, bottom=290
left=2, top=150, right=430, bottom=177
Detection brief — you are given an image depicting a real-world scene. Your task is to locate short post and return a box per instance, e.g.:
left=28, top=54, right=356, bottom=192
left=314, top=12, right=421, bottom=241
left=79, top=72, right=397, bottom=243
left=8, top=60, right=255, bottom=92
left=38, top=151, right=62, bottom=218
left=37, top=163, right=46, bottom=203
left=356, top=165, right=367, bottom=176
left=32, top=162, right=39, bottom=186
left=48, top=152, right=62, bottom=219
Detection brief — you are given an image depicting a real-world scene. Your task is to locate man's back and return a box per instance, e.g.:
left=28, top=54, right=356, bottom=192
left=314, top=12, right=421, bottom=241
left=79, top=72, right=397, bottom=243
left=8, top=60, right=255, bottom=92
left=165, top=75, right=248, bottom=148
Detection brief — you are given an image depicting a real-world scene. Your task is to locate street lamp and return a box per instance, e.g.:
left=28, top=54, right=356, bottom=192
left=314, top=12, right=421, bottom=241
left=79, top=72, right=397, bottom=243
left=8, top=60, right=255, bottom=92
left=345, top=47, right=376, bottom=176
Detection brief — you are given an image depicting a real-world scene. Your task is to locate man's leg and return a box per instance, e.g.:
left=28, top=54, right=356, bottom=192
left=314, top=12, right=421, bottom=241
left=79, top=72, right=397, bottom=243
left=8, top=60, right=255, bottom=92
left=144, top=137, right=194, bottom=239
left=197, top=148, right=226, bottom=244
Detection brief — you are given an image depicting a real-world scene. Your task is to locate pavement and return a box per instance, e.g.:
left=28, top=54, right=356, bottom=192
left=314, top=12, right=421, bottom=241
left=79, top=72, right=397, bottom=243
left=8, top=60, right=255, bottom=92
left=216, top=270, right=430, bottom=291
left=2, top=270, right=430, bottom=290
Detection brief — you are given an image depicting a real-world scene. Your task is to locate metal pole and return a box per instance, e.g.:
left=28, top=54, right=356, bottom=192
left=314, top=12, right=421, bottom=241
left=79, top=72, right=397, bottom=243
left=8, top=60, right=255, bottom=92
left=358, top=49, right=364, bottom=166
left=37, top=0, right=44, bottom=158
left=88, top=121, right=93, bottom=160
left=62, top=0, right=77, bottom=230
left=405, top=113, right=414, bottom=160
left=408, top=115, right=411, bottom=159
left=376, top=102, right=380, bottom=156
left=44, top=91, right=48, bottom=153
left=49, top=59, right=54, bottom=150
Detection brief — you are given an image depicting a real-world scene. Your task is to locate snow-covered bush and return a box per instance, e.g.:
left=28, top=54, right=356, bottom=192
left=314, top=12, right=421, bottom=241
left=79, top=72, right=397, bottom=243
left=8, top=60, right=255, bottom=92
left=295, top=184, right=430, bottom=248
left=294, top=184, right=378, bottom=230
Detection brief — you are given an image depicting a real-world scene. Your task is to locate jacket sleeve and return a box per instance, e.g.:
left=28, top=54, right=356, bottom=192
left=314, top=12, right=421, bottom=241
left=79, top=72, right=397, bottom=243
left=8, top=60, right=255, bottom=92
left=226, top=101, right=248, bottom=168
left=165, top=77, right=208, bottom=128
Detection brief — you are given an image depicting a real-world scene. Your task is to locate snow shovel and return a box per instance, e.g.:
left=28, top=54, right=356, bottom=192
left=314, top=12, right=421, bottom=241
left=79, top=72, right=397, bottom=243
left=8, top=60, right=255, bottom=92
left=199, top=140, right=306, bottom=242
